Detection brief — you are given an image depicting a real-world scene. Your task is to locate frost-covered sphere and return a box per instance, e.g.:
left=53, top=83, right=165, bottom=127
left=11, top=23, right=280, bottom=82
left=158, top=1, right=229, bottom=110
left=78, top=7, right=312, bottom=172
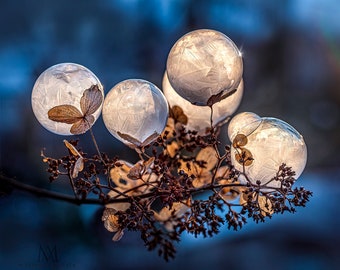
left=228, top=112, right=307, bottom=188
left=31, top=63, right=104, bottom=135
left=102, top=79, right=169, bottom=148
left=166, top=29, right=243, bottom=106
left=163, top=72, right=243, bottom=134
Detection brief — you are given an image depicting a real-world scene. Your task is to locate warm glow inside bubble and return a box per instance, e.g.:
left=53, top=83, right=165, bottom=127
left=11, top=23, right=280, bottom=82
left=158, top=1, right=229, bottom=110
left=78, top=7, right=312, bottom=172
left=228, top=112, right=307, bottom=188
left=31, top=63, right=104, bottom=135
left=166, top=29, right=243, bottom=106
left=162, top=72, right=244, bottom=134
left=102, top=79, right=169, bottom=148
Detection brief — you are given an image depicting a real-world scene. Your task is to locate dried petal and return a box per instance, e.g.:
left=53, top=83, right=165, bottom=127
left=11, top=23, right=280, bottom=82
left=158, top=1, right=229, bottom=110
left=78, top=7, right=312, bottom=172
left=48, top=105, right=82, bottom=124
left=154, top=201, right=190, bottom=231
left=110, top=161, right=133, bottom=188
left=70, top=118, right=92, bottom=135
left=215, top=166, right=230, bottom=179
left=171, top=105, right=188, bottom=125
left=219, top=181, right=240, bottom=201
left=192, top=170, right=211, bottom=188
left=196, top=146, right=218, bottom=171
left=80, top=84, right=103, bottom=115
left=127, top=162, right=143, bottom=180
left=63, top=139, right=82, bottom=157
left=154, top=202, right=189, bottom=222
left=239, top=191, right=248, bottom=205
left=102, top=208, right=119, bottom=232
left=72, top=157, right=84, bottom=178
left=117, top=132, right=142, bottom=147
left=179, top=160, right=195, bottom=175
left=144, top=157, right=155, bottom=171
left=127, top=158, right=155, bottom=180
left=141, top=132, right=159, bottom=147
left=235, top=148, right=253, bottom=166
left=232, top=134, right=248, bottom=148
left=112, top=229, right=124, bottom=241
left=207, top=88, right=237, bottom=107
left=166, top=141, right=179, bottom=158
left=258, top=195, right=274, bottom=216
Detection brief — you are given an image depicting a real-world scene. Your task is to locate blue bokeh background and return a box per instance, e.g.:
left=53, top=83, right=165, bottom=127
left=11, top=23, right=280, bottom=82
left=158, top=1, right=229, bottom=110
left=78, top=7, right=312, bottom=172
left=0, top=0, right=339, bottom=269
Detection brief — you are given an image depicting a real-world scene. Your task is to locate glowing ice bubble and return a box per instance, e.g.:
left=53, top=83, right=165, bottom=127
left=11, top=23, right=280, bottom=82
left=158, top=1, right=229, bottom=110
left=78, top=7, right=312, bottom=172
left=102, top=79, right=169, bottom=148
left=163, top=72, right=244, bottom=134
left=166, top=29, right=243, bottom=106
left=228, top=112, right=307, bottom=188
left=31, top=63, right=104, bottom=135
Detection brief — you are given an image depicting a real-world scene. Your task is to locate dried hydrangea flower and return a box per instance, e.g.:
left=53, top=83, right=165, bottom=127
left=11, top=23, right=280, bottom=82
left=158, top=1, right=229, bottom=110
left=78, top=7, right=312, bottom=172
left=153, top=200, right=191, bottom=231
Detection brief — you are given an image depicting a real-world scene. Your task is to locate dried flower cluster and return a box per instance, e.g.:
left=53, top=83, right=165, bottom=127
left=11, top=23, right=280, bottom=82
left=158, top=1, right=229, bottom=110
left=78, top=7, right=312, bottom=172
left=41, top=106, right=312, bottom=261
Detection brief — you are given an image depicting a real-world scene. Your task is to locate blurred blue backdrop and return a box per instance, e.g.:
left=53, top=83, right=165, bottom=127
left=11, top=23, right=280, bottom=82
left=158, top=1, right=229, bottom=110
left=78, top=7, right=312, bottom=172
left=0, top=0, right=339, bottom=269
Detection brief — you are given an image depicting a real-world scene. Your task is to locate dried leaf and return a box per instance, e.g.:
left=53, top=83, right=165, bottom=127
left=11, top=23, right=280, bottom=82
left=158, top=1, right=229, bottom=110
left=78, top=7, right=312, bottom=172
left=48, top=105, right=82, bottom=124
left=80, top=84, right=103, bottom=115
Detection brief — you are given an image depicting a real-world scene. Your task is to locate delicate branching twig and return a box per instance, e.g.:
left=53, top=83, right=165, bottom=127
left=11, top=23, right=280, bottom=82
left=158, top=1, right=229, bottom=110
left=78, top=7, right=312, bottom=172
left=0, top=109, right=312, bottom=261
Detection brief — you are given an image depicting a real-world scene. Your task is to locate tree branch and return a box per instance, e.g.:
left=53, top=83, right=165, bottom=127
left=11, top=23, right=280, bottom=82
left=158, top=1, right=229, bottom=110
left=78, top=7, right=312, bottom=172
left=1, top=174, right=246, bottom=206
left=0, top=174, right=104, bottom=205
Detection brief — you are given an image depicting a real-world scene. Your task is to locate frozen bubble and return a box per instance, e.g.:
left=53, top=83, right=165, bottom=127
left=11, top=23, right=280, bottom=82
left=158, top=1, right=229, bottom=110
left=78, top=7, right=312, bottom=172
left=166, top=29, right=243, bottom=106
left=31, top=63, right=104, bottom=135
left=228, top=112, right=307, bottom=188
left=102, top=79, right=169, bottom=148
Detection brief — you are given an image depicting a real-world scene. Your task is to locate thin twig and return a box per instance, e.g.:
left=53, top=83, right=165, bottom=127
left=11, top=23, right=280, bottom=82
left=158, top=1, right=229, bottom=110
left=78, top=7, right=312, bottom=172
left=89, top=127, right=106, bottom=165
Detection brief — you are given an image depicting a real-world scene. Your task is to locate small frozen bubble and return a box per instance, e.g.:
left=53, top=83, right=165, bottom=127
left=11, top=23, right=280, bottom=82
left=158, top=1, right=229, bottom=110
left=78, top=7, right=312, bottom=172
left=228, top=112, right=307, bottom=188
left=102, top=79, right=169, bottom=148
left=166, top=29, right=243, bottom=106
left=31, top=63, right=104, bottom=135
